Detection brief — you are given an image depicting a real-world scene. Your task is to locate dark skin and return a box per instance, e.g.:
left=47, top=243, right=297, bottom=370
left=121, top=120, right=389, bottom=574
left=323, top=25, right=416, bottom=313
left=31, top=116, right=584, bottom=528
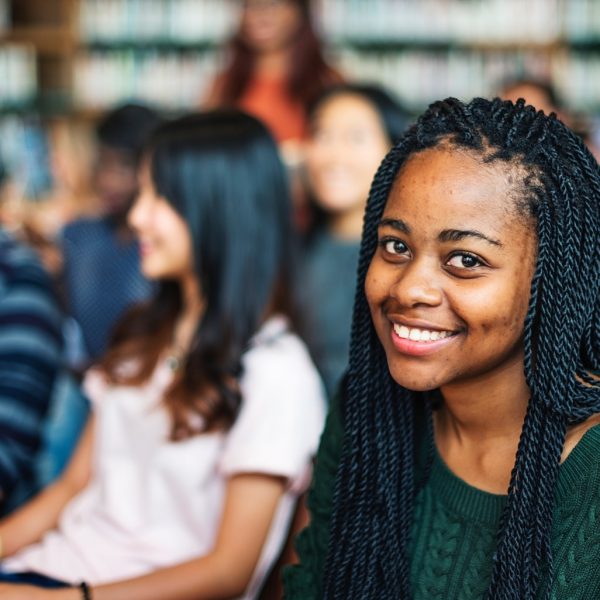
left=365, top=146, right=600, bottom=494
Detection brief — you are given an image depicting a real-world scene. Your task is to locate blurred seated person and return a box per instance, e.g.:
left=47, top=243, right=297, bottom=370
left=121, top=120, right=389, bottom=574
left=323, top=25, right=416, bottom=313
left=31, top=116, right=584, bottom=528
left=0, top=110, right=325, bottom=600
left=205, top=0, right=341, bottom=159
left=22, top=118, right=97, bottom=276
left=0, top=224, right=63, bottom=515
left=499, top=75, right=600, bottom=161
left=500, top=76, right=567, bottom=121
left=205, top=0, right=342, bottom=229
left=297, top=84, right=408, bottom=398
left=61, top=103, right=162, bottom=364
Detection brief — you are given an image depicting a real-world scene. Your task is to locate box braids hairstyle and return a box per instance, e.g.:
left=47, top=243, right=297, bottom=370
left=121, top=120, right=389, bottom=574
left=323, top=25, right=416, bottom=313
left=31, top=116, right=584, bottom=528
left=322, top=97, right=600, bottom=599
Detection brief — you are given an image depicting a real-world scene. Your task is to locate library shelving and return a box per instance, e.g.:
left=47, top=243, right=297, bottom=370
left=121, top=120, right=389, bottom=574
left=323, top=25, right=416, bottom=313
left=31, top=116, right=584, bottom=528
left=2, top=0, right=600, bottom=116
left=316, top=0, right=600, bottom=114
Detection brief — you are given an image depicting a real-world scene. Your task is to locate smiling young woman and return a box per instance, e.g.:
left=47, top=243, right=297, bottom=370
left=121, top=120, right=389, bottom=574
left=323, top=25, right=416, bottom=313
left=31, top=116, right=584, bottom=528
left=284, top=97, right=600, bottom=599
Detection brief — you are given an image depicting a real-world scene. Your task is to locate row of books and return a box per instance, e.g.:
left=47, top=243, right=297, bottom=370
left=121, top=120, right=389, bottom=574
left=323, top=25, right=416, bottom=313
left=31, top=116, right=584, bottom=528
left=71, top=47, right=600, bottom=114
left=73, top=50, right=223, bottom=110
left=79, top=0, right=237, bottom=44
left=78, top=0, right=600, bottom=46
left=0, top=0, right=8, bottom=34
left=333, top=48, right=599, bottom=113
left=319, top=0, right=600, bottom=43
left=317, top=0, right=561, bottom=44
left=563, top=0, right=600, bottom=39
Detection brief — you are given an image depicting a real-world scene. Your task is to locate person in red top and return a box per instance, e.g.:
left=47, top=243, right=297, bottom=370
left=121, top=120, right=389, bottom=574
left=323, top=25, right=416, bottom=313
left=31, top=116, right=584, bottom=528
left=206, top=0, right=341, bottom=148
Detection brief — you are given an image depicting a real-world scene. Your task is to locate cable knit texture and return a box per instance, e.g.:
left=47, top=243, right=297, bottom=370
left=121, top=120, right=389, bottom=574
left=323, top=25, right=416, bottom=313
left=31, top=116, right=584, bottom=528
left=284, top=400, right=600, bottom=599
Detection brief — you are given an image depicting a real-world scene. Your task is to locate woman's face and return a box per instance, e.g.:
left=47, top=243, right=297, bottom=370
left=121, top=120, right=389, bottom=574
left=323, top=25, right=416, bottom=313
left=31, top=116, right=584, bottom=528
left=240, top=0, right=303, bottom=53
left=365, top=146, right=538, bottom=393
left=128, top=163, right=194, bottom=282
left=305, top=93, right=391, bottom=216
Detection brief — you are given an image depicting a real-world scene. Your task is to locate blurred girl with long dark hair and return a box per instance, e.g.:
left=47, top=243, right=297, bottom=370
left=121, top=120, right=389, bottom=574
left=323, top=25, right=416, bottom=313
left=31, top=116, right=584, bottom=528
left=0, top=110, right=325, bottom=600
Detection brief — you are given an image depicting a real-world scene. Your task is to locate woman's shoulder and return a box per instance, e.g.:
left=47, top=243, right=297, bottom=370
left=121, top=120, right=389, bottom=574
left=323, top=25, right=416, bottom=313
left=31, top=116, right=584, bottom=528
left=556, top=414, right=600, bottom=505
left=245, top=316, right=320, bottom=372
left=561, top=413, right=600, bottom=463
left=240, top=314, right=326, bottom=408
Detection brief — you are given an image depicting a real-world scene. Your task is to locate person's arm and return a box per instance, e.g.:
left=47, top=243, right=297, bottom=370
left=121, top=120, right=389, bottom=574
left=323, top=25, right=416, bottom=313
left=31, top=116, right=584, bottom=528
left=281, top=394, right=345, bottom=600
left=88, top=473, right=286, bottom=600
left=0, top=417, right=94, bottom=557
left=0, top=472, right=287, bottom=600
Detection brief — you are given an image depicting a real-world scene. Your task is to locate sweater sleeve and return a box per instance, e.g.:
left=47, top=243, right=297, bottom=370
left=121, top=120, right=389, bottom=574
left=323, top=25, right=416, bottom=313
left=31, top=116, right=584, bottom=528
left=282, top=392, right=345, bottom=599
left=0, top=244, right=63, bottom=499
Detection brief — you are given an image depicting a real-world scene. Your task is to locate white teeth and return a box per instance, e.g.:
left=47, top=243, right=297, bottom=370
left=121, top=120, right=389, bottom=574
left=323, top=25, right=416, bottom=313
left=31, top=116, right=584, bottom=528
left=393, top=324, right=454, bottom=342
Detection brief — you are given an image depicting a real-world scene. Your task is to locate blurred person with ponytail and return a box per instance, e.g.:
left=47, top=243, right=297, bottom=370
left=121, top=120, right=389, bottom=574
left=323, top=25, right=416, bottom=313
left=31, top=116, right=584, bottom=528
left=285, top=97, right=600, bottom=599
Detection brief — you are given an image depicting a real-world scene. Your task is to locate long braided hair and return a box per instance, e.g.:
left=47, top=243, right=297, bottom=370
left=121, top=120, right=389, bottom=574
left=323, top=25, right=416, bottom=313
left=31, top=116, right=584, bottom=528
left=323, top=97, right=600, bottom=599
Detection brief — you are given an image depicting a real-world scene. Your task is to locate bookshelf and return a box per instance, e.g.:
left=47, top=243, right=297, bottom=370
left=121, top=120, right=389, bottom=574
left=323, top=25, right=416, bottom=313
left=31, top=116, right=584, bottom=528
left=2, top=0, right=599, bottom=116
left=316, top=0, right=600, bottom=114
left=0, top=0, right=597, bottom=208
left=1, top=0, right=77, bottom=113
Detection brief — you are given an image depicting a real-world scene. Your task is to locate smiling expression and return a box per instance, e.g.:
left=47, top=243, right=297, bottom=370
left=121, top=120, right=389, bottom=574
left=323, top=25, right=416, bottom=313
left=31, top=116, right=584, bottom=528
left=306, top=93, right=391, bottom=215
left=365, top=145, right=538, bottom=392
left=240, top=0, right=303, bottom=53
left=128, top=163, right=194, bottom=282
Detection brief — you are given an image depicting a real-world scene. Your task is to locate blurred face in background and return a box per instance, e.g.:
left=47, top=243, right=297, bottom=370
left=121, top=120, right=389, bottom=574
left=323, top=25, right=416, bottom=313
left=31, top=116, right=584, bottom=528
left=128, top=162, right=193, bottom=282
left=240, top=0, right=304, bottom=53
left=306, top=93, right=391, bottom=219
left=94, top=145, right=138, bottom=219
left=500, top=82, right=570, bottom=126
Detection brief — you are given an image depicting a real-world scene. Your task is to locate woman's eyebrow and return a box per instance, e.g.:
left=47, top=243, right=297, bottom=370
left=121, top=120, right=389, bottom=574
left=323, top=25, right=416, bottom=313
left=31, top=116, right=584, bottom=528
left=378, top=219, right=501, bottom=247
left=378, top=218, right=410, bottom=233
left=438, top=229, right=502, bottom=246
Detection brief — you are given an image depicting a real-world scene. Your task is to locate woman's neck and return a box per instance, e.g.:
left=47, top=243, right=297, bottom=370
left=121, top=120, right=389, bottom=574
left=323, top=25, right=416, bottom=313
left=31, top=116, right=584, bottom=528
left=434, top=354, right=530, bottom=493
left=254, top=47, right=292, bottom=78
left=174, top=274, right=204, bottom=350
left=328, top=203, right=366, bottom=241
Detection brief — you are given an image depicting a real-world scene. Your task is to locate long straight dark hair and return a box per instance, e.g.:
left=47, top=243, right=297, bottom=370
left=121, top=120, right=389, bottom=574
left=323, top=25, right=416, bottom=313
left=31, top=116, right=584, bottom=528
left=323, top=97, right=600, bottom=599
left=219, top=0, right=339, bottom=110
left=101, top=110, right=296, bottom=439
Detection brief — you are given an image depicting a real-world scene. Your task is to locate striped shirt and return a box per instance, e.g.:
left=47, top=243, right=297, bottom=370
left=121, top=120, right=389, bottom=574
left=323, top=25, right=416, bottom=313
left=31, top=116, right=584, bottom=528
left=0, top=228, right=62, bottom=504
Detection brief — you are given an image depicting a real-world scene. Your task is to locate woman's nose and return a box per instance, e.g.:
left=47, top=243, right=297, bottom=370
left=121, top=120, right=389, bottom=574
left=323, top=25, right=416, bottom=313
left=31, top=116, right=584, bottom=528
left=127, top=194, right=145, bottom=232
left=389, top=259, right=443, bottom=308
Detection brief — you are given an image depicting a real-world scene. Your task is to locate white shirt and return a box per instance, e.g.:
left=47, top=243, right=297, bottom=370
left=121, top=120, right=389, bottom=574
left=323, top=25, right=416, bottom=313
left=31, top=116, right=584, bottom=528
left=4, top=316, right=326, bottom=598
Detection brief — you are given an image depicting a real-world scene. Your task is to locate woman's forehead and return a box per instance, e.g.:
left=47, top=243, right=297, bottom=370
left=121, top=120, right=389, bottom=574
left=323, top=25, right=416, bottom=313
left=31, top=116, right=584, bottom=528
left=382, top=146, right=533, bottom=239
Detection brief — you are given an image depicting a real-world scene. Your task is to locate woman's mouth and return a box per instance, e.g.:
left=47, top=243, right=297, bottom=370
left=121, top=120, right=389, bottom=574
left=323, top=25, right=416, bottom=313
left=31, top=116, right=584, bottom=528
left=390, top=323, right=458, bottom=356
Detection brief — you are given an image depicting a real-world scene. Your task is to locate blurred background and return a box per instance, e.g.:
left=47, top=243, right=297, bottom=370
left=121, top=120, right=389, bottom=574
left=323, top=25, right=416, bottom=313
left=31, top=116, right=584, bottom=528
left=0, top=0, right=599, bottom=531
left=1, top=0, right=600, bottom=232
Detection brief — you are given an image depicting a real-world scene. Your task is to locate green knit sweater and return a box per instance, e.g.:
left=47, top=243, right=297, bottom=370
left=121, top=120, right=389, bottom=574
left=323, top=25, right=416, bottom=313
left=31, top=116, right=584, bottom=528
left=283, top=399, right=600, bottom=599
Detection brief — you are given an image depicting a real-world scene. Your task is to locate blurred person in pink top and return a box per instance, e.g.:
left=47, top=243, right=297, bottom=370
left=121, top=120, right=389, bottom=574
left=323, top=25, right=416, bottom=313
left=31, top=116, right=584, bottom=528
left=0, top=110, right=326, bottom=600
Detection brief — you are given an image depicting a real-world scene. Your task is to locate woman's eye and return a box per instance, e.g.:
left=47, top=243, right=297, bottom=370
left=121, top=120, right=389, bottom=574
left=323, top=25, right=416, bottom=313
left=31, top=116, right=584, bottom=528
left=382, top=239, right=408, bottom=255
left=446, top=253, right=483, bottom=269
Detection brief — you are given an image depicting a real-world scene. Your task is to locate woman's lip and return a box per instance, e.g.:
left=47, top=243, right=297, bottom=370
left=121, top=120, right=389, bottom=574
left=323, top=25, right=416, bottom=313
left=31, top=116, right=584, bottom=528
left=388, top=316, right=456, bottom=331
left=390, top=326, right=459, bottom=357
left=138, top=242, right=152, bottom=256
